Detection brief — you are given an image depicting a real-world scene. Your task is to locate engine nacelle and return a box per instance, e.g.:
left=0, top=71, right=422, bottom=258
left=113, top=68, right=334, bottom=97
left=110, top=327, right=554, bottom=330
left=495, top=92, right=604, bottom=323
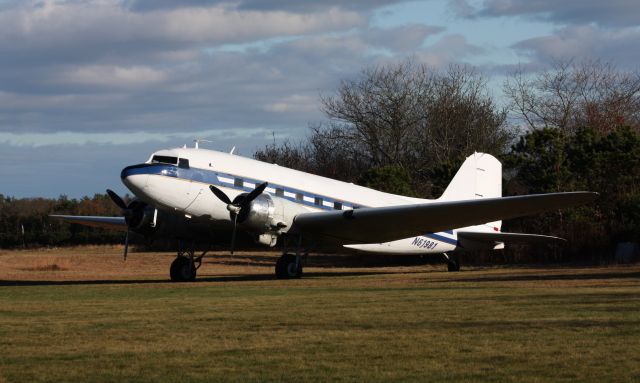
left=125, top=200, right=157, bottom=236
left=238, top=194, right=309, bottom=236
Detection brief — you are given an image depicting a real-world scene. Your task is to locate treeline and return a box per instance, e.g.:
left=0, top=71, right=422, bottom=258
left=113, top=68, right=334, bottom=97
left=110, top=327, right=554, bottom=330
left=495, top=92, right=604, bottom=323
left=255, top=59, right=640, bottom=263
left=0, top=194, right=125, bottom=248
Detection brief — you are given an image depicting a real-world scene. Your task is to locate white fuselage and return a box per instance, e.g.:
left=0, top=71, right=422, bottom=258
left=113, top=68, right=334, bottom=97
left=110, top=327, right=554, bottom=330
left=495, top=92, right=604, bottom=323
left=122, top=147, right=497, bottom=254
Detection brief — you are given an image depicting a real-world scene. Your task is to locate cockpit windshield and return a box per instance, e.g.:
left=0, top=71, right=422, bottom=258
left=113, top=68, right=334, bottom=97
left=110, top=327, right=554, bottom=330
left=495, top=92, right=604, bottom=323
left=151, top=155, right=178, bottom=165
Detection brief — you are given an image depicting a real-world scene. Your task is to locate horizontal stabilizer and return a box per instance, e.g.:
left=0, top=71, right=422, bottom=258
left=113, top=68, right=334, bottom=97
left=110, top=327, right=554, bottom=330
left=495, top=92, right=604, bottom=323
left=291, top=192, right=597, bottom=244
left=457, top=231, right=566, bottom=244
left=50, top=215, right=127, bottom=232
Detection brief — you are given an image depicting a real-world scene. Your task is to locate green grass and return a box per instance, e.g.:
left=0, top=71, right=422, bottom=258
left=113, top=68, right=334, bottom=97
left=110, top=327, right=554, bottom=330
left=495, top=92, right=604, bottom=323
left=1, top=265, right=639, bottom=382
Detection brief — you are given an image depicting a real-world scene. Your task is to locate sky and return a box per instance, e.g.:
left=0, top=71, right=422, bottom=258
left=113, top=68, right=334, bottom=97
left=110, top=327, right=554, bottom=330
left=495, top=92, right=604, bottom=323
left=1, top=0, right=639, bottom=198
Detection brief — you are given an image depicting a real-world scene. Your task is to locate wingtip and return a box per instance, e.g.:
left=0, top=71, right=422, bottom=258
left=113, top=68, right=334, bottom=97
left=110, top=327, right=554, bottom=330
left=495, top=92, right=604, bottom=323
left=583, top=191, right=599, bottom=201
left=567, top=191, right=599, bottom=202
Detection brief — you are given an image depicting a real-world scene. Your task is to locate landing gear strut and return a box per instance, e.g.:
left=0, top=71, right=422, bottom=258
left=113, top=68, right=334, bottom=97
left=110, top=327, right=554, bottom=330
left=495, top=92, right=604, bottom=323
left=170, top=242, right=207, bottom=282
left=275, top=235, right=305, bottom=279
left=443, top=253, right=460, bottom=272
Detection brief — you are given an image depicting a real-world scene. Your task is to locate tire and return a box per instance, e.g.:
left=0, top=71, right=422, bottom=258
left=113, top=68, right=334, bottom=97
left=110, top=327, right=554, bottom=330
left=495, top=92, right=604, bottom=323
left=447, top=259, right=460, bottom=272
left=275, top=254, right=302, bottom=279
left=170, top=257, right=196, bottom=282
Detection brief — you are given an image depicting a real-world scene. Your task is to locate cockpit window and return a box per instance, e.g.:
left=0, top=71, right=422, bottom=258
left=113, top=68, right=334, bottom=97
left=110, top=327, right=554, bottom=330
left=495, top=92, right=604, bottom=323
left=178, top=158, right=190, bottom=169
left=152, top=155, right=178, bottom=165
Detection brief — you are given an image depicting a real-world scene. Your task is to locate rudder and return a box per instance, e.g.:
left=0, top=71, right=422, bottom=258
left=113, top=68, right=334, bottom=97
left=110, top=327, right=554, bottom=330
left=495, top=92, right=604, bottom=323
left=439, top=152, right=502, bottom=201
left=439, top=152, right=502, bottom=231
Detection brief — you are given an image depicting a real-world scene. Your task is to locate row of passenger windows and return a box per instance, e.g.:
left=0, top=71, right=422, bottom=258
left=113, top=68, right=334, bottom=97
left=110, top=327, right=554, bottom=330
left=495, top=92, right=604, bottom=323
left=232, top=177, right=353, bottom=210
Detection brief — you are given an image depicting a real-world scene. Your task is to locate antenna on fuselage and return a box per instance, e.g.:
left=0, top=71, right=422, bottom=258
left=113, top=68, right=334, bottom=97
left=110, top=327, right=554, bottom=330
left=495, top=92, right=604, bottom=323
left=229, top=146, right=236, bottom=155
left=193, top=139, right=213, bottom=149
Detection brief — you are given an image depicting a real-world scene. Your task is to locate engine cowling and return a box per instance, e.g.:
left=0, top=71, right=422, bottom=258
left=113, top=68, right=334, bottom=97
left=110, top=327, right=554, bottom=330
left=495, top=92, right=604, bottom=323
left=234, top=194, right=309, bottom=244
left=124, top=200, right=157, bottom=235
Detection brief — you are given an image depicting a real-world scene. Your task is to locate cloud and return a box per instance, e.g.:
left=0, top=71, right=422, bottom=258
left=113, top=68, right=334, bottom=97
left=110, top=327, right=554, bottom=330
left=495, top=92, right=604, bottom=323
left=0, top=1, right=365, bottom=63
left=263, top=94, right=317, bottom=113
left=512, top=25, right=640, bottom=69
left=0, top=2, right=460, bottom=136
left=457, top=0, right=640, bottom=28
left=365, top=24, right=444, bottom=53
left=56, top=65, right=168, bottom=88
left=0, top=1, right=370, bottom=135
left=415, top=34, right=484, bottom=67
left=126, top=0, right=410, bottom=13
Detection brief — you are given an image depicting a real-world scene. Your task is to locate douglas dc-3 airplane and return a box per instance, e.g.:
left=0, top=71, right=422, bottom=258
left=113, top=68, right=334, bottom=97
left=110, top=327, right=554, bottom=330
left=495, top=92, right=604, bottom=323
left=53, top=144, right=597, bottom=281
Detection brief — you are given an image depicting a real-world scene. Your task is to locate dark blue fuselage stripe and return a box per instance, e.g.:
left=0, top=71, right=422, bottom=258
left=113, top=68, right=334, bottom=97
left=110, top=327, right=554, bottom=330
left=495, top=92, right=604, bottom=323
left=424, top=232, right=458, bottom=245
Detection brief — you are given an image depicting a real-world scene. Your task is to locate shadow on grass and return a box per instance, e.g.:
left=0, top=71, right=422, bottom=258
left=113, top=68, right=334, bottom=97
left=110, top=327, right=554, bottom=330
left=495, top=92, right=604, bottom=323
left=205, top=253, right=448, bottom=269
left=0, top=269, right=405, bottom=287
left=452, top=271, right=640, bottom=283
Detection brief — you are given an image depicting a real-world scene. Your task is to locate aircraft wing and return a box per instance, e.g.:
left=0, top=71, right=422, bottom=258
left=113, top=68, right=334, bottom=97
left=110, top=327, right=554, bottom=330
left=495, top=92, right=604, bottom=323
left=457, top=231, right=566, bottom=244
left=50, top=215, right=127, bottom=232
left=290, top=192, right=596, bottom=244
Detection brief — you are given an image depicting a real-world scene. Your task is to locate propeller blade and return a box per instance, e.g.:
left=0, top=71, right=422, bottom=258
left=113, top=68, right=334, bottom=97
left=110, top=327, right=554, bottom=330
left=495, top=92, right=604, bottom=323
left=209, top=185, right=232, bottom=205
left=211, top=182, right=267, bottom=256
left=243, top=182, right=268, bottom=205
left=230, top=214, right=238, bottom=255
left=124, top=230, right=130, bottom=261
left=106, top=189, right=128, bottom=210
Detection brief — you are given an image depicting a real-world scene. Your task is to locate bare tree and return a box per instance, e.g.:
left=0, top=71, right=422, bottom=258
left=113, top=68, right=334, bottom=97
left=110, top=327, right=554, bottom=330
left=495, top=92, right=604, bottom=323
left=421, top=65, right=510, bottom=164
left=320, top=60, right=511, bottom=177
left=504, top=59, right=640, bottom=134
left=320, top=60, right=431, bottom=168
left=258, top=60, right=511, bottom=196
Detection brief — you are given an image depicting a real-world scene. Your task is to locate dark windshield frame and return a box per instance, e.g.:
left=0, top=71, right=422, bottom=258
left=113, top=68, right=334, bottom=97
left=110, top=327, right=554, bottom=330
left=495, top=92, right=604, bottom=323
left=151, top=155, right=178, bottom=165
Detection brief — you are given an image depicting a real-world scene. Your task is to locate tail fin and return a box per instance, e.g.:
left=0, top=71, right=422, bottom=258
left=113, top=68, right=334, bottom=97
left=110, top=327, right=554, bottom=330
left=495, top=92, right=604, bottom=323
left=439, top=152, right=502, bottom=230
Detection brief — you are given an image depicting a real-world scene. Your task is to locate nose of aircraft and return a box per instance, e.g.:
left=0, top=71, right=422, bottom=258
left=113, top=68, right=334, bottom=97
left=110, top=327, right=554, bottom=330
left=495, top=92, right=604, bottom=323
left=120, top=164, right=149, bottom=195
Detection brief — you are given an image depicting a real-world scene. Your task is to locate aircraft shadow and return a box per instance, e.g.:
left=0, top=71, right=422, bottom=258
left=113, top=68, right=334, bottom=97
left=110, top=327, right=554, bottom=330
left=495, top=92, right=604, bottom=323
left=0, top=270, right=403, bottom=287
left=204, top=253, right=447, bottom=269
left=450, top=270, right=640, bottom=283
left=3, top=269, right=633, bottom=287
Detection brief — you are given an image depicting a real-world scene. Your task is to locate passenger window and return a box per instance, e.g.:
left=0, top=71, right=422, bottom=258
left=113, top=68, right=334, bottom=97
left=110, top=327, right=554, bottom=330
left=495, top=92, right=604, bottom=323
left=152, top=155, right=178, bottom=165
left=314, top=197, right=323, bottom=206
left=276, top=188, right=284, bottom=197
left=178, top=158, right=189, bottom=169
left=234, top=178, right=243, bottom=188
left=334, top=202, right=342, bottom=210
left=296, top=193, right=303, bottom=201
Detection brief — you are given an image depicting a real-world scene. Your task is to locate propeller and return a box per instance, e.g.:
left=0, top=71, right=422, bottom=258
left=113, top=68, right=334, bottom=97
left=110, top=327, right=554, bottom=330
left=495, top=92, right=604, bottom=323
left=106, top=189, right=127, bottom=210
left=106, top=189, right=132, bottom=261
left=209, top=182, right=268, bottom=255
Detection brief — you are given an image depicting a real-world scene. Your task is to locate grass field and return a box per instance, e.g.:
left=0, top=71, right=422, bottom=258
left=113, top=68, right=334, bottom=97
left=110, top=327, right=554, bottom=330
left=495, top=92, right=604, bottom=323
left=0, top=247, right=639, bottom=382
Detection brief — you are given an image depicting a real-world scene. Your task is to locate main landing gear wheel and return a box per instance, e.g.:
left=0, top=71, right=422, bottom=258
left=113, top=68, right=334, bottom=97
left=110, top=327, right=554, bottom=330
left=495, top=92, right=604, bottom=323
left=443, top=252, right=461, bottom=272
left=275, top=254, right=302, bottom=279
left=447, top=259, right=460, bottom=272
left=170, top=256, right=196, bottom=282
